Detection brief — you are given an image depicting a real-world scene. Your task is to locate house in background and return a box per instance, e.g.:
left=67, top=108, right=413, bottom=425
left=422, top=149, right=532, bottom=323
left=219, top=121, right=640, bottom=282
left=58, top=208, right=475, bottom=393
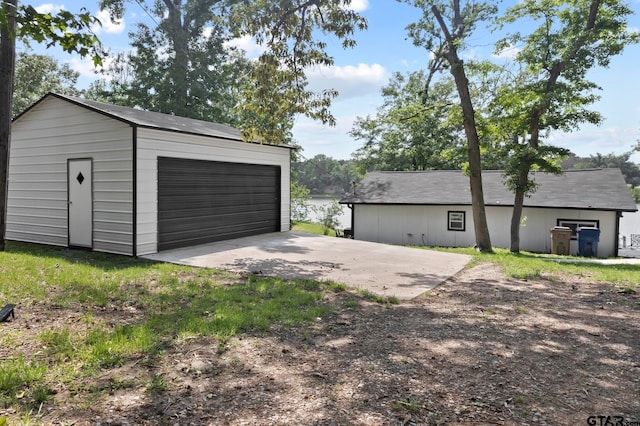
left=339, top=169, right=637, bottom=258
left=7, top=93, right=292, bottom=256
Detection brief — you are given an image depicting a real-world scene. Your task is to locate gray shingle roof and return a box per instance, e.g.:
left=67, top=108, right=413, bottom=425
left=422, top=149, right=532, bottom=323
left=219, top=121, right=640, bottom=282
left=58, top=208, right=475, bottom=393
left=340, top=169, right=637, bottom=212
left=18, top=93, right=292, bottom=148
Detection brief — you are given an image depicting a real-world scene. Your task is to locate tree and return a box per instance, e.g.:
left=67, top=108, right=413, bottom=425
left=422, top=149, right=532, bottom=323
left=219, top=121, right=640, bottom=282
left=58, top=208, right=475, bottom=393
left=568, top=151, right=640, bottom=187
left=493, top=0, right=638, bottom=253
left=401, top=0, right=496, bottom=252
left=291, top=180, right=313, bottom=222
left=292, top=154, right=358, bottom=196
left=629, top=185, right=640, bottom=203
left=100, top=0, right=367, bottom=143
left=0, top=1, right=17, bottom=253
left=350, top=71, right=468, bottom=173
left=316, top=199, right=344, bottom=235
left=12, top=52, right=80, bottom=117
left=226, top=0, right=367, bottom=143
left=0, top=2, right=101, bottom=251
left=93, top=0, right=252, bottom=125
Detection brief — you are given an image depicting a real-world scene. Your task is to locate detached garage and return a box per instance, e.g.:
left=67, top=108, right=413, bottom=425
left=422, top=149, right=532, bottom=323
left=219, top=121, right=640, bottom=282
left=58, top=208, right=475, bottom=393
left=7, top=93, right=292, bottom=256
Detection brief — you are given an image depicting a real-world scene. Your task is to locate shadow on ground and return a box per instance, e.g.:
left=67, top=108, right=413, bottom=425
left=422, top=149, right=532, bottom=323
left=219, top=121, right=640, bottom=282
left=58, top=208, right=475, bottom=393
left=47, top=263, right=640, bottom=425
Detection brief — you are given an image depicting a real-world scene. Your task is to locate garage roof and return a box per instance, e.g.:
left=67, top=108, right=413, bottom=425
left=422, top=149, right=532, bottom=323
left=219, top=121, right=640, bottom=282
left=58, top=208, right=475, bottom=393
left=16, top=92, right=293, bottom=147
left=340, top=169, right=638, bottom=212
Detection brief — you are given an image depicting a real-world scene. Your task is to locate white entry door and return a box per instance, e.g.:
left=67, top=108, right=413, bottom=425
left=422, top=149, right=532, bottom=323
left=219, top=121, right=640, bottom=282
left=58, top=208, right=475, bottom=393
left=68, top=159, right=93, bottom=248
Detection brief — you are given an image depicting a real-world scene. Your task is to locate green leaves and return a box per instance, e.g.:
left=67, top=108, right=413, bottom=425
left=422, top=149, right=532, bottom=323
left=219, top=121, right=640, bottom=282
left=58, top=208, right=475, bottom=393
left=91, top=2, right=251, bottom=126
left=226, top=0, right=367, bottom=143
left=13, top=52, right=80, bottom=117
left=350, top=70, right=467, bottom=173
left=15, top=6, right=103, bottom=66
left=90, top=1, right=367, bottom=144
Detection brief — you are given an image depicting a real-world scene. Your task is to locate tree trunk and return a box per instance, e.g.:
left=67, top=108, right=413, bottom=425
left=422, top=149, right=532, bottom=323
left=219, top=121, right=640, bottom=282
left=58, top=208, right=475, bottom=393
left=431, top=4, right=492, bottom=252
left=0, top=0, right=18, bottom=252
left=451, top=61, right=492, bottom=252
left=164, top=0, right=189, bottom=116
left=509, top=169, right=528, bottom=253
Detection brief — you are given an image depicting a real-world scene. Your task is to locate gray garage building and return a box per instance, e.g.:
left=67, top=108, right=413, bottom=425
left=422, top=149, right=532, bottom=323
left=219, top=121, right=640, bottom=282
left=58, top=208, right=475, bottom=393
left=7, top=93, right=292, bottom=256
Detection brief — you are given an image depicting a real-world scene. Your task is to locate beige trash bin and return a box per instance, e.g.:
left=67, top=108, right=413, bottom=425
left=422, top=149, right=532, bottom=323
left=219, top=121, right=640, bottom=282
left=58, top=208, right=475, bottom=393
left=550, top=226, right=572, bottom=255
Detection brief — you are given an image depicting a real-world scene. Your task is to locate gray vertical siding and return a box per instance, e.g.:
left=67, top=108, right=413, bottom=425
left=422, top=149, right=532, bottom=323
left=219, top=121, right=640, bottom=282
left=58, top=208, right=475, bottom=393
left=7, top=97, right=134, bottom=255
left=354, top=204, right=617, bottom=257
left=8, top=96, right=291, bottom=256
left=136, top=128, right=291, bottom=255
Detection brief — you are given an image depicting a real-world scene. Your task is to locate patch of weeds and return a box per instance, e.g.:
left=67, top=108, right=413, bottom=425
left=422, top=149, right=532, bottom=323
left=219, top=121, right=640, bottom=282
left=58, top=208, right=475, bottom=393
left=514, top=306, right=528, bottom=314
left=325, top=281, right=347, bottom=292
left=0, top=357, right=47, bottom=405
left=110, top=378, right=135, bottom=391
left=31, top=384, right=52, bottom=405
left=81, top=311, right=98, bottom=325
left=40, top=328, right=77, bottom=362
left=486, top=308, right=495, bottom=315
left=301, top=328, right=314, bottom=344
left=84, top=330, right=126, bottom=369
left=0, top=331, right=20, bottom=347
left=618, top=286, right=637, bottom=295
left=391, top=398, right=426, bottom=414
left=511, top=269, right=543, bottom=281
left=147, top=374, right=168, bottom=394
left=89, top=377, right=135, bottom=394
left=229, top=356, right=243, bottom=367
left=513, top=395, right=526, bottom=404
left=343, top=297, right=359, bottom=309
left=358, top=289, right=400, bottom=305
left=216, top=340, right=229, bottom=355
left=293, top=278, right=324, bottom=292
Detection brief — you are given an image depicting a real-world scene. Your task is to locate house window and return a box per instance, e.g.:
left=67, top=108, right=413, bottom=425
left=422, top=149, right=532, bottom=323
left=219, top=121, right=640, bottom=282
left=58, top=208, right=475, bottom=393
left=557, top=219, right=599, bottom=240
left=448, top=211, right=466, bottom=231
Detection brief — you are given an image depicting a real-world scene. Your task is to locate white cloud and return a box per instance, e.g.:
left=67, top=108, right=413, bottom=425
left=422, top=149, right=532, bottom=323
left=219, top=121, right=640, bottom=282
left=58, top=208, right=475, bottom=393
left=224, top=35, right=267, bottom=58
left=67, top=56, right=97, bottom=78
left=291, top=64, right=390, bottom=159
left=93, top=9, right=125, bottom=35
left=548, top=127, right=640, bottom=159
left=493, top=44, right=520, bottom=60
left=306, top=63, right=388, bottom=100
left=67, top=55, right=118, bottom=79
left=34, top=3, right=64, bottom=14
left=293, top=114, right=363, bottom=159
left=345, top=0, right=369, bottom=12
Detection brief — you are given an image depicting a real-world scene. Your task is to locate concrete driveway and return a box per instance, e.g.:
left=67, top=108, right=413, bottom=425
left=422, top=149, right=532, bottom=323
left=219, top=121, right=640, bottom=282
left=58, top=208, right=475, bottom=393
left=143, top=231, right=472, bottom=300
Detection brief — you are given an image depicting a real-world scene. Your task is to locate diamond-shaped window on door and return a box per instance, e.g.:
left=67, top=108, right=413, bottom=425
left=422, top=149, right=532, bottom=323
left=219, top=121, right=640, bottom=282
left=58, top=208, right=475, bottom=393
left=76, top=172, right=85, bottom=184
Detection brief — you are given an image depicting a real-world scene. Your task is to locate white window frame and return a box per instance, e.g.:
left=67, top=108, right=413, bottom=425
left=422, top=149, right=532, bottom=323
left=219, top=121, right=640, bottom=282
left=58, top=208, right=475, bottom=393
left=557, top=219, right=599, bottom=240
left=448, top=211, right=466, bottom=232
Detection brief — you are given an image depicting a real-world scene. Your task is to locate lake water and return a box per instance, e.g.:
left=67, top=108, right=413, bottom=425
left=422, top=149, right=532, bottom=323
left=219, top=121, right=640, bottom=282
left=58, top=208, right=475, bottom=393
left=306, top=198, right=352, bottom=229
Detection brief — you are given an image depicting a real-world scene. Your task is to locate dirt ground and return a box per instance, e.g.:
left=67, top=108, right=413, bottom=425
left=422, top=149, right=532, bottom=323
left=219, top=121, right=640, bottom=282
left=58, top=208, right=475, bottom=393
left=2, top=263, right=640, bottom=425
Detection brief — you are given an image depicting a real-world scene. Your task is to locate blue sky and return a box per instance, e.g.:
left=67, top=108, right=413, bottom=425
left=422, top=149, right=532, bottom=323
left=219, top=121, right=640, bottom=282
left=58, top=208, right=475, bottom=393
left=22, top=0, right=640, bottom=162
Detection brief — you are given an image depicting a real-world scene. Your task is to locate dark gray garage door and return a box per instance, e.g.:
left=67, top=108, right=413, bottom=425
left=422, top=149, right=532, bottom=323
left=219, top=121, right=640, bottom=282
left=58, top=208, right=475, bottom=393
left=158, top=157, right=280, bottom=251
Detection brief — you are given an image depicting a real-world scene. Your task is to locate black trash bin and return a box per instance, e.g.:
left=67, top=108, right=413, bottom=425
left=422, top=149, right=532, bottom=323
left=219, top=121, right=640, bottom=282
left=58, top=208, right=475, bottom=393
left=578, top=227, right=600, bottom=257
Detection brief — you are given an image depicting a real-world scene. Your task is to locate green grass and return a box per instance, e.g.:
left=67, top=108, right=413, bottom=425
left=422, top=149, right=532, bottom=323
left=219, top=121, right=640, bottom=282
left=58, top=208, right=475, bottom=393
left=1, top=239, right=637, bottom=421
left=0, top=242, right=340, bottom=415
left=292, top=221, right=339, bottom=236
left=428, top=246, right=640, bottom=288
